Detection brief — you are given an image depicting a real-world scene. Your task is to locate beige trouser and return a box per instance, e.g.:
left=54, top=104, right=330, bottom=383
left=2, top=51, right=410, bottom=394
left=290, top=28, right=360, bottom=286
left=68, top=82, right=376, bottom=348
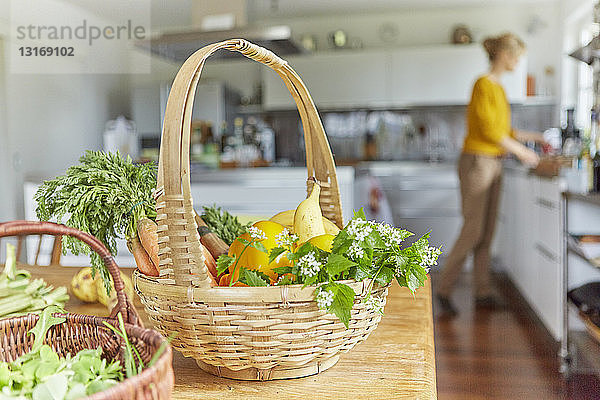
left=437, top=153, right=503, bottom=298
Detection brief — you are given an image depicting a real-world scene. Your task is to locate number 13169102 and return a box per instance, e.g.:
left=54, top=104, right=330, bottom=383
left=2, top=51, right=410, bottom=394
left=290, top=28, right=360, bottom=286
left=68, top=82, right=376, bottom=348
left=18, top=47, right=74, bottom=56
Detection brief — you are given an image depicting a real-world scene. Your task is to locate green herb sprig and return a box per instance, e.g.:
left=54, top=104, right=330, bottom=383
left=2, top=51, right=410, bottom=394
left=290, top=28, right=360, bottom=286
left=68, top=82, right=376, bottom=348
left=34, top=151, right=156, bottom=293
left=216, top=226, right=269, bottom=287
left=201, top=205, right=249, bottom=246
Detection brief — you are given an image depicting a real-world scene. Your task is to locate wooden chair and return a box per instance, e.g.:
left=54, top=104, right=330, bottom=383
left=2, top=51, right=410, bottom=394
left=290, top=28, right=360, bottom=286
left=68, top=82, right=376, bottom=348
left=0, top=234, right=62, bottom=265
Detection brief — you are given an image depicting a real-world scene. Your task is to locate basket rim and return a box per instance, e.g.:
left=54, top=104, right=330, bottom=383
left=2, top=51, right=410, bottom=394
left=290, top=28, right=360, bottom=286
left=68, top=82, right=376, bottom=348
left=133, top=270, right=374, bottom=303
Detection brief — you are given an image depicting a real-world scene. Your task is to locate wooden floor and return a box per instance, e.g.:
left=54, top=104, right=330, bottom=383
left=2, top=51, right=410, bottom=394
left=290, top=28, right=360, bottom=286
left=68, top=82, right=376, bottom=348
left=432, top=271, right=600, bottom=400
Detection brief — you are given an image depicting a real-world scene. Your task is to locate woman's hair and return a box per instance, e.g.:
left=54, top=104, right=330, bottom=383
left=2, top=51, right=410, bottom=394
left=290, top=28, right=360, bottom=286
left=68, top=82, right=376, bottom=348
left=482, top=33, right=525, bottom=62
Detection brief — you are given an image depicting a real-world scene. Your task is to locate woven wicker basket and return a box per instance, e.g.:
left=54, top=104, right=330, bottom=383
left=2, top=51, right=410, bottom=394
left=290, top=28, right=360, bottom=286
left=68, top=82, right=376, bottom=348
left=0, top=221, right=174, bottom=399
left=132, top=39, right=388, bottom=381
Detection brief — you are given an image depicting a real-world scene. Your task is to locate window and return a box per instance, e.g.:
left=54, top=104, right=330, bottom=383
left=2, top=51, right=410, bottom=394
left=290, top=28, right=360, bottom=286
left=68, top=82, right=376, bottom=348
left=576, top=26, right=596, bottom=130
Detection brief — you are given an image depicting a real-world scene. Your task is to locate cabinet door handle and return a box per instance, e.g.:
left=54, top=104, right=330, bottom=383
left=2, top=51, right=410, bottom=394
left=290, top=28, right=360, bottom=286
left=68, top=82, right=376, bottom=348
left=535, top=243, right=558, bottom=262
left=535, top=198, right=556, bottom=210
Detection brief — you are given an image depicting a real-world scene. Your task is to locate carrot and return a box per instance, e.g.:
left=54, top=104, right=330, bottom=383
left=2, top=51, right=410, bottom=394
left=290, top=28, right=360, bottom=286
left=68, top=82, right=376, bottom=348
left=201, top=243, right=218, bottom=280
left=194, top=212, right=230, bottom=258
left=129, top=236, right=159, bottom=277
left=218, top=273, right=247, bottom=287
left=137, top=218, right=159, bottom=268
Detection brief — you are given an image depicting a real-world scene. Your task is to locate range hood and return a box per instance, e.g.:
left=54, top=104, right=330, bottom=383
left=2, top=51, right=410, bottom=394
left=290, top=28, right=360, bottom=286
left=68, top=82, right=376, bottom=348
left=569, top=36, right=600, bottom=65
left=137, top=25, right=303, bottom=62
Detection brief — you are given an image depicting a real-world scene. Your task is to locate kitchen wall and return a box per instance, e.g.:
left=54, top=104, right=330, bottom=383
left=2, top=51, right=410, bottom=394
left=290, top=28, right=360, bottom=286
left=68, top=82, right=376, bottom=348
left=0, top=5, right=132, bottom=221
left=0, top=37, right=12, bottom=222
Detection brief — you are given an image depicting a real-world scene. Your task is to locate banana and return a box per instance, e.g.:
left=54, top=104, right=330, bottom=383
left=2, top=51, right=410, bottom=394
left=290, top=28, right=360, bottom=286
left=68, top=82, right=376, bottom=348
left=322, top=217, right=341, bottom=236
left=271, top=210, right=341, bottom=235
left=293, top=179, right=326, bottom=243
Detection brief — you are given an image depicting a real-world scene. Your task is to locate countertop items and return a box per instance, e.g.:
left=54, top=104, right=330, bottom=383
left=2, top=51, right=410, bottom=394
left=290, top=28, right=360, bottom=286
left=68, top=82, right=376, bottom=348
left=19, top=265, right=437, bottom=399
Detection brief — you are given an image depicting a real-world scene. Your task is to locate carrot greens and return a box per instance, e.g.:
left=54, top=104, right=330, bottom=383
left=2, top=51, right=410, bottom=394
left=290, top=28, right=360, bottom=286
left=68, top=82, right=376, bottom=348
left=34, top=151, right=157, bottom=293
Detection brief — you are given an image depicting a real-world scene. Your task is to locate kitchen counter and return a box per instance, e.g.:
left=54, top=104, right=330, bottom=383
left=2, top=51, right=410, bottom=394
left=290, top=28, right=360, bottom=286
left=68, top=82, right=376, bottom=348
left=564, top=191, right=600, bottom=207
left=20, top=265, right=437, bottom=399
left=358, top=161, right=461, bottom=248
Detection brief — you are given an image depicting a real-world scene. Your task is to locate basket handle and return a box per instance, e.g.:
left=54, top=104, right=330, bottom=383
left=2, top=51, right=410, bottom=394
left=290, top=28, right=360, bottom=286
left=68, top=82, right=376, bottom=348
left=155, top=39, right=343, bottom=287
left=0, top=221, right=142, bottom=327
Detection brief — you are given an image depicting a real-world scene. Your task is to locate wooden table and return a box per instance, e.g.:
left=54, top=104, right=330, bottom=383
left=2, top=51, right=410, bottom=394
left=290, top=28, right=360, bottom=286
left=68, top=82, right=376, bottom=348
left=22, top=265, right=437, bottom=399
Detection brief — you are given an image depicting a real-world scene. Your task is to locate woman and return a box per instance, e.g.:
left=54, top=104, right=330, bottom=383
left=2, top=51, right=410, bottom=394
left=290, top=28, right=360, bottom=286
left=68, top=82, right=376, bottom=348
left=436, top=33, right=544, bottom=316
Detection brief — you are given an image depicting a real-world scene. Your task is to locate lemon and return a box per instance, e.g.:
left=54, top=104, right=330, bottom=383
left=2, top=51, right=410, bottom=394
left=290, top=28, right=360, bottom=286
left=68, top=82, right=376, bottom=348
left=228, top=220, right=287, bottom=281
left=307, top=234, right=335, bottom=252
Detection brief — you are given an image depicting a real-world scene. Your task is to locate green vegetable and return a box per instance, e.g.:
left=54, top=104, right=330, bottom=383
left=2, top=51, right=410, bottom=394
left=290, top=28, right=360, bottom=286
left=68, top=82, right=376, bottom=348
left=0, top=306, right=122, bottom=399
left=0, top=308, right=171, bottom=399
left=201, top=205, right=248, bottom=245
left=0, top=244, right=68, bottom=319
left=34, top=151, right=157, bottom=294
left=238, top=268, right=270, bottom=287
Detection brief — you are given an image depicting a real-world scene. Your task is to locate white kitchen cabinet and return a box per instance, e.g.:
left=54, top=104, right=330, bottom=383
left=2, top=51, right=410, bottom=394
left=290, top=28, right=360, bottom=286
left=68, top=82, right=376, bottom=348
left=263, top=50, right=390, bottom=110
left=365, top=161, right=461, bottom=249
left=390, top=45, right=526, bottom=105
left=263, top=45, right=527, bottom=110
left=494, top=169, right=564, bottom=340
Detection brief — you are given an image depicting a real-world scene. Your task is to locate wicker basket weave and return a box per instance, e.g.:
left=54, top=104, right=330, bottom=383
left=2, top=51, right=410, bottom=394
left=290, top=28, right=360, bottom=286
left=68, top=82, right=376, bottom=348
left=132, top=39, right=388, bottom=381
left=0, top=221, right=174, bottom=399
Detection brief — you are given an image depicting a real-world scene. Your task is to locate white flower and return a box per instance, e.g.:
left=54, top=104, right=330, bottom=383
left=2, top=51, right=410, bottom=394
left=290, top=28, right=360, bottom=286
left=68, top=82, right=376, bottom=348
left=364, top=296, right=385, bottom=315
left=247, top=226, right=267, bottom=241
left=419, top=246, right=441, bottom=271
left=275, top=228, right=298, bottom=247
left=375, top=223, right=406, bottom=246
left=316, top=288, right=334, bottom=309
left=346, top=219, right=372, bottom=242
left=347, top=242, right=365, bottom=261
left=298, top=251, right=322, bottom=278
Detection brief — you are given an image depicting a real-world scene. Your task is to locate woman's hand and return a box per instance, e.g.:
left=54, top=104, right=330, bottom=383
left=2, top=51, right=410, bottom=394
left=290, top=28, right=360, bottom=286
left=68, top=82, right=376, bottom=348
left=501, top=136, right=540, bottom=167
left=516, top=147, right=540, bottom=167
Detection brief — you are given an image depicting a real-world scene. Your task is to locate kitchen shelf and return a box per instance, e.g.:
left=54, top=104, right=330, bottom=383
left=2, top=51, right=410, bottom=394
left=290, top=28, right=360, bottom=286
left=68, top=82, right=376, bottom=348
left=568, top=234, right=600, bottom=269
left=521, top=95, right=558, bottom=106
left=562, top=192, right=600, bottom=378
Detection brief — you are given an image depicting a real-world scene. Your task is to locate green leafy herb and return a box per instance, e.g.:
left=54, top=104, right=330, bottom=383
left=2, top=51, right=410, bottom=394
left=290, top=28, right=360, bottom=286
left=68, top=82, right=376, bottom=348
left=28, top=306, right=66, bottom=353
left=325, top=253, right=357, bottom=277
left=201, top=205, right=249, bottom=246
left=102, top=313, right=143, bottom=378
left=315, top=282, right=355, bottom=328
left=216, top=254, right=235, bottom=275
left=238, top=268, right=270, bottom=287
left=268, top=247, right=286, bottom=264
left=266, top=208, right=441, bottom=328
left=216, top=231, right=268, bottom=287
left=34, top=151, right=157, bottom=294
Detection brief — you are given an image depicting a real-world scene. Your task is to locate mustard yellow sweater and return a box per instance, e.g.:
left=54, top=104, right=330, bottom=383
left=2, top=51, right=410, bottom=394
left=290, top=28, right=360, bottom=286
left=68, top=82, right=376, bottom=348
left=463, top=76, right=515, bottom=157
